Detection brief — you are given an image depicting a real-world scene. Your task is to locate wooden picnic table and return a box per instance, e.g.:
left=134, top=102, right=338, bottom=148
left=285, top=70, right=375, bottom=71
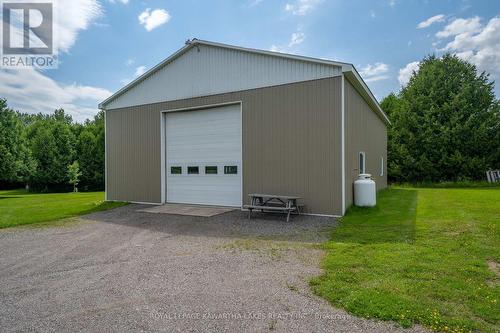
left=244, top=193, right=301, bottom=222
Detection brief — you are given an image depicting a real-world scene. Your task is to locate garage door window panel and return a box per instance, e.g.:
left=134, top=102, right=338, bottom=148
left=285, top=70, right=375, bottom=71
left=205, top=166, right=218, bottom=174
left=171, top=166, right=182, bottom=174
left=224, top=166, right=238, bottom=174
left=188, top=166, right=199, bottom=174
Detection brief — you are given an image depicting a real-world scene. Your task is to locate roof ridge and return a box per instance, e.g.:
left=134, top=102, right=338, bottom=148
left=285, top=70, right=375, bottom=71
left=189, top=38, right=353, bottom=68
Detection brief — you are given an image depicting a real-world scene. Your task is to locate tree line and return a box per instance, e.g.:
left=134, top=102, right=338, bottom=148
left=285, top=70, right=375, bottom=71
left=381, top=54, right=499, bottom=182
left=0, top=101, right=104, bottom=191
left=0, top=54, right=499, bottom=191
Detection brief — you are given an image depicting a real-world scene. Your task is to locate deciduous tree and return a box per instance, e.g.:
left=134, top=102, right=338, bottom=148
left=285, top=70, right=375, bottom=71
left=381, top=54, right=500, bottom=182
left=0, top=99, right=34, bottom=185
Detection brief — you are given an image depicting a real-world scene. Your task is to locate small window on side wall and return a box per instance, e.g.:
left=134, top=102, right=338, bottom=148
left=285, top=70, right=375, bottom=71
left=359, top=152, right=366, bottom=174
left=224, top=166, right=238, bottom=174
left=187, top=166, right=199, bottom=174
left=380, top=156, right=384, bottom=177
left=205, top=166, right=218, bottom=174
left=171, top=166, right=182, bottom=174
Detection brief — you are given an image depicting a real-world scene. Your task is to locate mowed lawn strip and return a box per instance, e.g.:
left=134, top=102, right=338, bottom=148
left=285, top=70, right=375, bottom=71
left=311, top=187, right=500, bottom=333
left=0, top=190, right=127, bottom=229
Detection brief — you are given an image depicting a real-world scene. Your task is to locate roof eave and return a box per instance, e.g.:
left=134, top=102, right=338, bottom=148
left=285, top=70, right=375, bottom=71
left=99, top=42, right=195, bottom=109
left=342, top=64, right=391, bottom=125
left=191, top=38, right=351, bottom=68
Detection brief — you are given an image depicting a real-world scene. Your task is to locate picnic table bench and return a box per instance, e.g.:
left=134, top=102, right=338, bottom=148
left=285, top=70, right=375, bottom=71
left=244, top=193, right=301, bottom=222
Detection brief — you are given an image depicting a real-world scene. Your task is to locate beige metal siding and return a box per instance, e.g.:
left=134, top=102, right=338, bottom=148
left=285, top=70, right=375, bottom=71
left=106, top=76, right=343, bottom=215
left=241, top=76, right=343, bottom=215
left=345, top=78, right=388, bottom=209
left=106, top=105, right=161, bottom=203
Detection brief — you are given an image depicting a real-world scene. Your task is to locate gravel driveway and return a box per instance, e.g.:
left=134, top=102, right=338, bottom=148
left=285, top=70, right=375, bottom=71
left=0, top=205, right=427, bottom=333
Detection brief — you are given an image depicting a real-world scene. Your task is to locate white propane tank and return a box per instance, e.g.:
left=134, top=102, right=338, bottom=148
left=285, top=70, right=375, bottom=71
left=354, top=174, right=376, bottom=207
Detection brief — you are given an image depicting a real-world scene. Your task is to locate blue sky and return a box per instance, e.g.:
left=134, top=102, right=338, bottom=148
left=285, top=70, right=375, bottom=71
left=1, top=0, right=499, bottom=122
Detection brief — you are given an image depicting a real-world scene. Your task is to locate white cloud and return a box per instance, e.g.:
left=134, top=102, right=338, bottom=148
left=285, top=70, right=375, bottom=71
left=0, top=0, right=103, bottom=54
left=269, top=44, right=286, bottom=53
left=437, top=16, right=500, bottom=81
left=319, top=56, right=339, bottom=61
left=0, top=68, right=111, bottom=122
left=364, top=76, right=389, bottom=83
left=389, top=0, right=396, bottom=7
left=249, top=0, right=264, bottom=6
left=120, top=78, right=132, bottom=86
left=288, top=32, right=305, bottom=47
left=359, top=62, right=390, bottom=83
left=135, top=65, right=146, bottom=77
left=270, top=30, right=305, bottom=53
left=370, top=10, right=376, bottom=19
left=417, top=14, right=445, bottom=29
left=108, top=0, right=129, bottom=4
left=119, top=65, right=147, bottom=86
left=398, top=61, right=420, bottom=86
left=0, top=0, right=110, bottom=122
left=360, top=63, right=389, bottom=76
left=138, top=8, right=171, bottom=31
left=284, top=0, right=323, bottom=16
left=54, top=0, right=103, bottom=53
left=126, top=59, right=135, bottom=66
left=436, top=16, right=481, bottom=38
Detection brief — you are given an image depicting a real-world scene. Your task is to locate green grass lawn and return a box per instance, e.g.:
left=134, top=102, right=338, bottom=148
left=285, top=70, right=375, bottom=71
left=0, top=189, right=127, bottom=229
left=311, top=187, right=500, bottom=333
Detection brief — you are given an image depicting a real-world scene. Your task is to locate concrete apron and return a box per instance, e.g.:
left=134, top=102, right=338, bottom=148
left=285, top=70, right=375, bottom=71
left=137, top=203, right=235, bottom=217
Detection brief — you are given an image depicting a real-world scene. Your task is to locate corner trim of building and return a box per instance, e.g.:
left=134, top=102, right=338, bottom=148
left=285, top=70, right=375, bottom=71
left=103, top=108, right=108, bottom=201
left=239, top=102, right=244, bottom=209
left=341, top=74, right=346, bottom=216
left=160, top=112, right=166, bottom=204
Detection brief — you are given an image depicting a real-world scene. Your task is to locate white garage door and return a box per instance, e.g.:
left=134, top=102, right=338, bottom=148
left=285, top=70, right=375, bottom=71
left=165, top=104, right=242, bottom=207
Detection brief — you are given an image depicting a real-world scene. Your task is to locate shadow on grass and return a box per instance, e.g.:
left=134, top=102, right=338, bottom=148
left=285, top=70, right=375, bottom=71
left=76, top=201, right=129, bottom=217
left=0, top=189, right=30, bottom=196
left=0, top=197, right=21, bottom=200
left=330, top=188, right=417, bottom=244
left=394, top=181, right=500, bottom=189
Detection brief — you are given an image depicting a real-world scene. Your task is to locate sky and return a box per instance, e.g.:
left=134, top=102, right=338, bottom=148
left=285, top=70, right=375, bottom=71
left=0, top=0, right=499, bottom=122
